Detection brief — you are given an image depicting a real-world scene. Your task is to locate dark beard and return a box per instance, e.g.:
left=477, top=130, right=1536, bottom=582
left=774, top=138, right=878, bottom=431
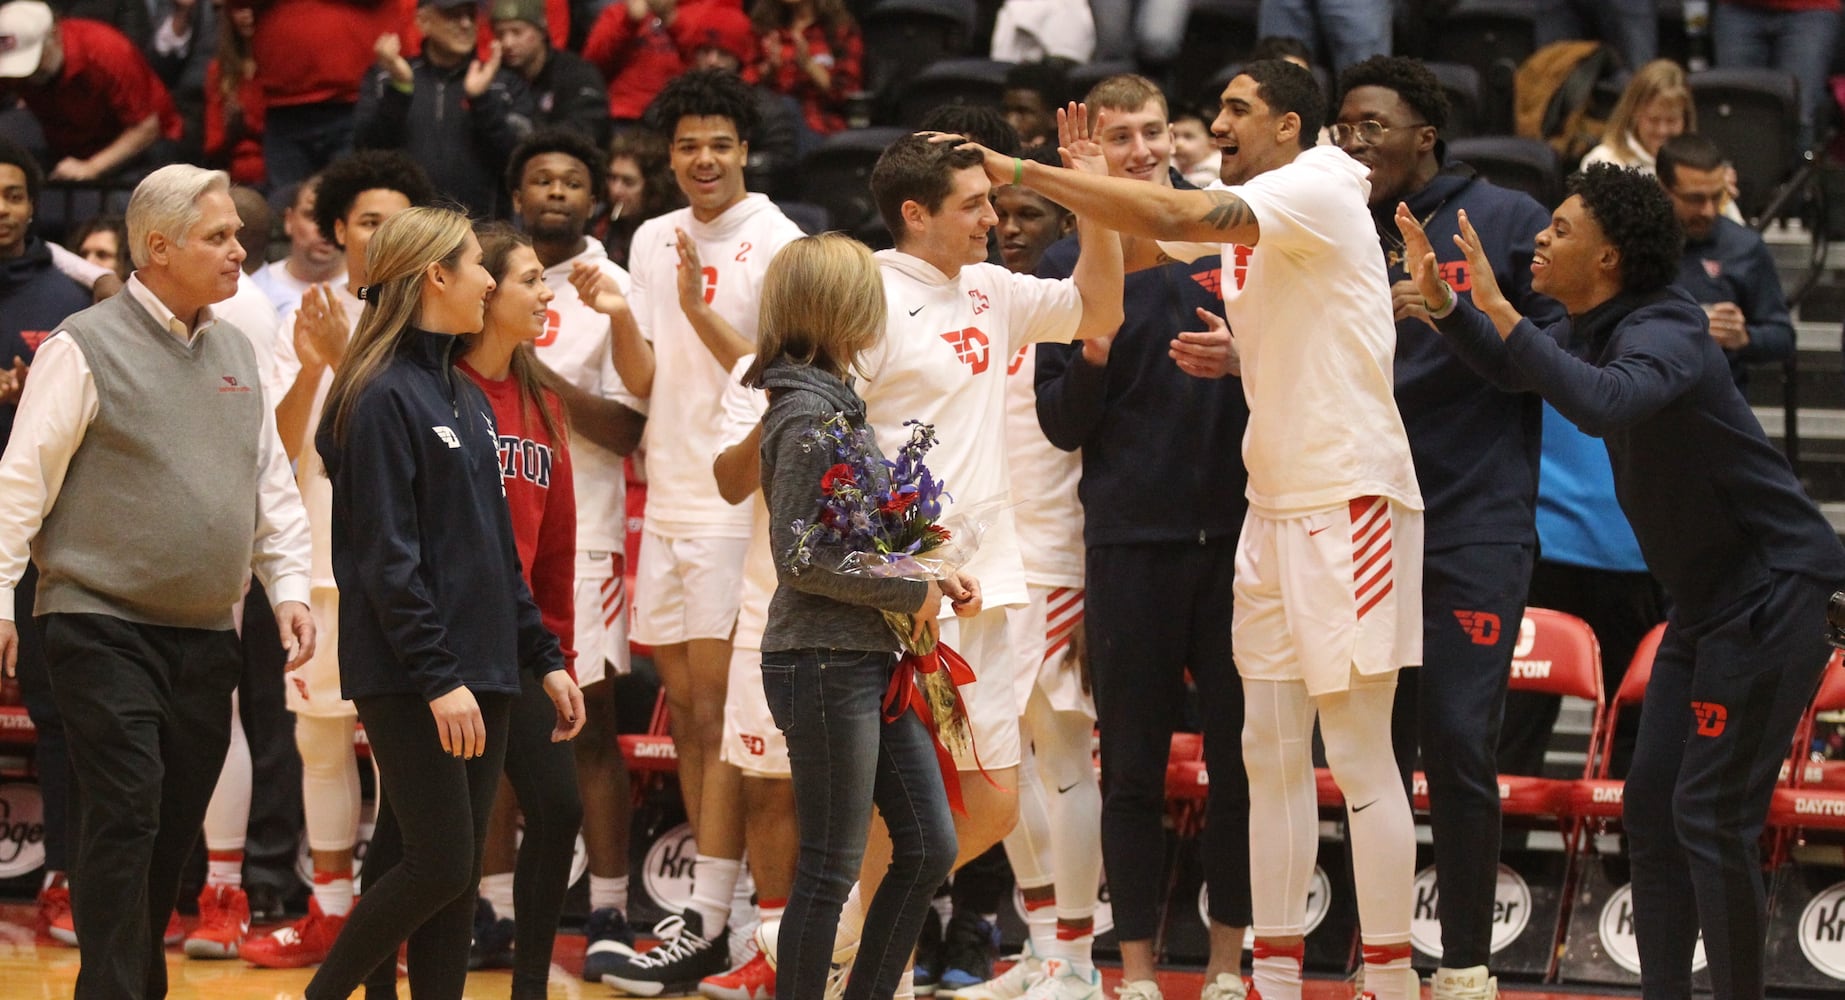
left=528, top=216, right=583, bottom=243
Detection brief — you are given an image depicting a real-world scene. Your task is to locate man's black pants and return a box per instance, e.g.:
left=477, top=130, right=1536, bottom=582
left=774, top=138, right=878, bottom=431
left=44, top=612, right=241, bottom=1000
left=1625, top=569, right=1831, bottom=1000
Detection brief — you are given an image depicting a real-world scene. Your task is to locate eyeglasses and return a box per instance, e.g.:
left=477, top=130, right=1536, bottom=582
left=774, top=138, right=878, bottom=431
left=1330, top=120, right=1430, bottom=147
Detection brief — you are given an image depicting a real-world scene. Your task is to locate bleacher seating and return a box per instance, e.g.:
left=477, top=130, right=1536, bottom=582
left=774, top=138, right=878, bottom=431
left=1446, top=135, right=1564, bottom=208
left=1688, top=67, right=1803, bottom=223
left=893, top=57, right=1013, bottom=129
left=1426, top=0, right=1541, bottom=134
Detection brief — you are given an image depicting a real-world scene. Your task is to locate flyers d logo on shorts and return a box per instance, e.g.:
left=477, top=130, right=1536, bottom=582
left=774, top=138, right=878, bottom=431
left=941, top=327, right=990, bottom=374
left=1453, top=610, right=1502, bottom=646
left=1691, top=700, right=1728, bottom=737
left=1191, top=268, right=1223, bottom=296
left=739, top=734, right=766, bottom=756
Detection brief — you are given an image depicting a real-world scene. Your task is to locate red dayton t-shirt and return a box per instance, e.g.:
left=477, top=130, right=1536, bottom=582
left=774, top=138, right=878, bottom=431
left=460, top=360, right=580, bottom=679
left=1, top=19, right=181, bottom=161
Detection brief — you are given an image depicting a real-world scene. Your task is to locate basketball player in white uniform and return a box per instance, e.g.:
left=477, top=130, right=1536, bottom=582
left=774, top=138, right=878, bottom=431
left=950, top=61, right=1425, bottom=1000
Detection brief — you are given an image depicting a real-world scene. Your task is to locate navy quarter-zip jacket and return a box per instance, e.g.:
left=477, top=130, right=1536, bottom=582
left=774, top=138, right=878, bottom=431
left=317, top=328, right=564, bottom=703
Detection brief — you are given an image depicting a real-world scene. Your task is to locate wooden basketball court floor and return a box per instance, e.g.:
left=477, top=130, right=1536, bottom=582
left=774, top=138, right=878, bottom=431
left=0, top=901, right=1637, bottom=1000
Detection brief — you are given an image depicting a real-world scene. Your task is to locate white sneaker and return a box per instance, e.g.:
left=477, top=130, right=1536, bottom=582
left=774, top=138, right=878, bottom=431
left=1114, top=980, right=1164, bottom=1000
left=1020, top=959, right=1101, bottom=1000
left=1200, top=973, right=1249, bottom=1000
left=754, top=917, right=856, bottom=998
left=1432, top=966, right=1497, bottom=1000
left=949, top=943, right=1044, bottom=999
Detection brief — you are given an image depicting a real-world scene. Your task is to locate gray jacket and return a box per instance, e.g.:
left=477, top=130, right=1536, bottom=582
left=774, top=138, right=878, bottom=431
left=758, top=357, right=927, bottom=653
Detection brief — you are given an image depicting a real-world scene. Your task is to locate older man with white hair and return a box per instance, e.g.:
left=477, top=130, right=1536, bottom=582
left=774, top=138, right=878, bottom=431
left=0, top=163, right=315, bottom=1000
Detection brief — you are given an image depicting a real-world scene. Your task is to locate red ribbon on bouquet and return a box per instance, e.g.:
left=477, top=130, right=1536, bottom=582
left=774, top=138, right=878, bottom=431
left=880, top=640, right=1001, bottom=816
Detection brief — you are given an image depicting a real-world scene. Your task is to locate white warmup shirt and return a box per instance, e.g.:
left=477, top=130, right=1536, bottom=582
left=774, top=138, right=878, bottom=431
left=1177, top=146, right=1421, bottom=514
left=537, top=240, right=642, bottom=553
left=629, top=195, right=803, bottom=539
left=274, top=281, right=364, bottom=591
left=859, top=250, right=1084, bottom=612
left=1003, top=342, right=1083, bottom=589
left=714, top=356, right=774, bottom=650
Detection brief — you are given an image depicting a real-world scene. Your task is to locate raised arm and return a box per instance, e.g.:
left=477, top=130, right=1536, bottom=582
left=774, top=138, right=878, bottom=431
left=947, top=124, right=1262, bottom=248
left=571, top=261, right=655, bottom=398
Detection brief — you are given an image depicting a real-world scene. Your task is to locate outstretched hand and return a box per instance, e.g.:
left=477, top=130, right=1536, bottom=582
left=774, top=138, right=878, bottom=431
left=1056, top=102, right=1106, bottom=177
left=1392, top=201, right=1450, bottom=314
left=570, top=261, right=630, bottom=316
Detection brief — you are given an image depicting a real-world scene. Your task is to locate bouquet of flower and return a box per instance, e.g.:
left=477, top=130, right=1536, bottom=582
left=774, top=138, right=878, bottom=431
left=788, top=415, right=998, bottom=808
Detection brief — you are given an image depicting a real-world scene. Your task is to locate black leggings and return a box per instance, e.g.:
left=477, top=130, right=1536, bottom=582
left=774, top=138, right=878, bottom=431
left=499, top=671, right=583, bottom=997
left=360, top=674, right=579, bottom=998
left=303, top=690, right=512, bottom=1000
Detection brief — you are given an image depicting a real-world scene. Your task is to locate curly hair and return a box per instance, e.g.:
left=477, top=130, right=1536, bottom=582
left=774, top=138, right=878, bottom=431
left=1570, top=164, right=1682, bottom=294
left=313, top=150, right=434, bottom=249
left=505, top=127, right=609, bottom=197
left=0, top=135, right=43, bottom=206
left=643, top=68, right=760, bottom=140
left=1241, top=59, right=1323, bottom=151
left=1335, top=55, right=1450, bottom=133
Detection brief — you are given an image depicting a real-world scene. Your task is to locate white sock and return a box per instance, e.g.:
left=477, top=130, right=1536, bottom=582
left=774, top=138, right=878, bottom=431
left=1022, top=896, right=1056, bottom=962
left=1362, top=941, right=1415, bottom=1000
left=590, top=874, right=629, bottom=914
left=206, top=851, right=244, bottom=889
left=1251, top=942, right=1304, bottom=1000
left=835, top=883, right=865, bottom=949
left=1054, top=910, right=1095, bottom=978
left=688, top=854, right=741, bottom=936
left=313, top=874, right=354, bottom=918
left=480, top=872, right=515, bottom=921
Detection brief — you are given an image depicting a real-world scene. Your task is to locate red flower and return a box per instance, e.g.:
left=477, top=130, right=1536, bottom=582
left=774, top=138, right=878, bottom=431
left=879, top=492, right=919, bottom=514
left=821, top=463, right=856, bottom=493
left=926, top=524, right=952, bottom=542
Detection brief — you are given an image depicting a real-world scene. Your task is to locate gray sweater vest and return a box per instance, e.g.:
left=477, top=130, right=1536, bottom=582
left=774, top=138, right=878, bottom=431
left=34, top=292, right=263, bottom=629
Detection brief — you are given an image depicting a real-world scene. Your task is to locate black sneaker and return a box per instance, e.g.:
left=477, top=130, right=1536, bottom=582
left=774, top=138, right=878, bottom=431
left=913, top=904, right=945, bottom=996
left=468, top=898, right=516, bottom=970
left=936, top=911, right=1000, bottom=994
left=581, top=906, right=638, bottom=982
left=601, top=912, right=730, bottom=997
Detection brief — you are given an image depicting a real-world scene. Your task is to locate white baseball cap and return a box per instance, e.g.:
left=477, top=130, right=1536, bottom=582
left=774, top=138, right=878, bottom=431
left=0, top=1, right=52, bottom=80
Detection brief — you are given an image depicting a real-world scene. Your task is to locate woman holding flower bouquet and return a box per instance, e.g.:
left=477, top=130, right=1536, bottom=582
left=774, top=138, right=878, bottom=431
left=743, top=233, right=981, bottom=1000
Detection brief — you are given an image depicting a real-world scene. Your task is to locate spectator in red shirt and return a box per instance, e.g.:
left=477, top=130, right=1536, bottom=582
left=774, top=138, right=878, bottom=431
left=238, top=0, right=411, bottom=191
left=750, top=0, right=861, bottom=139
left=204, top=0, right=265, bottom=186
left=583, top=0, right=683, bottom=126
left=0, top=1, right=182, bottom=181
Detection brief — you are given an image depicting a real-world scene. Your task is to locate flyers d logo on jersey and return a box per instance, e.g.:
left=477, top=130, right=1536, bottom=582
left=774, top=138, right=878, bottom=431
left=942, top=327, right=990, bottom=374
left=1453, top=610, right=1502, bottom=646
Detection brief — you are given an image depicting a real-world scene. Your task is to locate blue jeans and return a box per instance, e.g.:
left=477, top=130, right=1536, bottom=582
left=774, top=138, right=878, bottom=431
left=760, top=648, right=957, bottom=1000
left=262, top=101, right=356, bottom=192
left=1257, top=0, right=1392, bottom=73
left=1535, top=0, right=1657, bottom=73
left=1714, top=1, right=1840, bottom=149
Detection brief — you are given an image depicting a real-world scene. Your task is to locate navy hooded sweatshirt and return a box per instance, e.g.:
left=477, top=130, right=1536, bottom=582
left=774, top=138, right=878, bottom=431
left=1380, top=165, right=1564, bottom=551
left=317, top=328, right=564, bottom=703
left=1033, top=229, right=1250, bottom=549
left=0, top=237, right=92, bottom=447
left=1435, top=287, right=1845, bottom=628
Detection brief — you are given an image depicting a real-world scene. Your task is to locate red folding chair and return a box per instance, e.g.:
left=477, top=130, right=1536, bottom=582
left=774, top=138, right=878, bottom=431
left=619, top=686, right=678, bottom=775
left=1768, top=651, right=1845, bottom=849
left=1569, top=622, right=1666, bottom=824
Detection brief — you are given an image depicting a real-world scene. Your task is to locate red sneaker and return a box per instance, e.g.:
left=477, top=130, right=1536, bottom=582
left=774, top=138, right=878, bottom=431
left=184, top=885, right=250, bottom=959
left=700, top=947, right=775, bottom=1000
left=164, top=911, right=185, bottom=946
left=36, top=885, right=71, bottom=943
left=242, top=897, right=347, bottom=968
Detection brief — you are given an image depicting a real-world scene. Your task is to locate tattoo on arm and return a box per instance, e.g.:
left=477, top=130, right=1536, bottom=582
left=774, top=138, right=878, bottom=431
left=1200, top=192, right=1255, bottom=232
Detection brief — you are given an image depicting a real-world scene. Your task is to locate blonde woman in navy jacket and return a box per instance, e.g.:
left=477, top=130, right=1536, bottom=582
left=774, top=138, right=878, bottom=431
left=305, top=205, right=585, bottom=1000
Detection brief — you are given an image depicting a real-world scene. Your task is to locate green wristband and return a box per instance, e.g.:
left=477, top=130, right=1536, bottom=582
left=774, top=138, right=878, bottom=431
left=1013, top=157, right=1023, bottom=186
